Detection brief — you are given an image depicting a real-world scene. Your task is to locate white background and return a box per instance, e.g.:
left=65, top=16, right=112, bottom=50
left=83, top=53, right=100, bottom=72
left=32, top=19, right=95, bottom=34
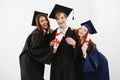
left=0, top=0, right=120, bottom=80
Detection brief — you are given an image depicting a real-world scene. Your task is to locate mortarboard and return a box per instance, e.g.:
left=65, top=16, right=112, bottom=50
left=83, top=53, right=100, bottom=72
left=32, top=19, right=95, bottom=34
left=49, top=4, right=73, bottom=19
left=81, top=20, right=97, bottom=34
left=32, top=11, right=48, bottom=26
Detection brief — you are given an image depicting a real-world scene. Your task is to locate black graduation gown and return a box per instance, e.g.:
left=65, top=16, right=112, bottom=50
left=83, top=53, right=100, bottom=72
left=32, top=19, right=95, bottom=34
left=19, top=29, right=52, bottom=80
left=77, top=43, right=110, bottom=80
left=50, top=27, right=77, bottom=80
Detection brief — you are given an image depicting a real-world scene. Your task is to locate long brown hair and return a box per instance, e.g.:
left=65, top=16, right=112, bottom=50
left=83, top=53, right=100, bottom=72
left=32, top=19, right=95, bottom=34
left=35, top=14, right=51, bottom=33
left=74, top=28, right=96, bottom=53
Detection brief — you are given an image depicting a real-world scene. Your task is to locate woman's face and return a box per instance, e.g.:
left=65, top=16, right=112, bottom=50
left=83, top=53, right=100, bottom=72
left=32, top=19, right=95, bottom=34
left=39, top=16, right=48, bottom=29
left=56, top=13, right=67, bottom=29
left=78, top=26, right=88, bottom=37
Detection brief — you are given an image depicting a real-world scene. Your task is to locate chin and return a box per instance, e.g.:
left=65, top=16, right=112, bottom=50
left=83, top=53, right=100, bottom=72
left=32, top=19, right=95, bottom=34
left=59, top=25, right=64, bottom=28
left=60, top=24, right=66, bottom=27
left=43, top=27, right=48, bottom=29
left=79, top=34, right=84, bottom=37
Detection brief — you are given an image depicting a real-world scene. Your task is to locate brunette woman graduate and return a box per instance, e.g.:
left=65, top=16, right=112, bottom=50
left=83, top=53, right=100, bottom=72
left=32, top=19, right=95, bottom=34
left=19, top=11, right=53, bottom=80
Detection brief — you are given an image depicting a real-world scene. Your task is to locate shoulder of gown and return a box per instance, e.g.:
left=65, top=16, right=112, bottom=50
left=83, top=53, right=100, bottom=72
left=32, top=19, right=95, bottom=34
left=82, top=43, right=108, bottom=72
left=21, top=28, right=53, bottom=64
left=81, top=43, right=99, bottom=72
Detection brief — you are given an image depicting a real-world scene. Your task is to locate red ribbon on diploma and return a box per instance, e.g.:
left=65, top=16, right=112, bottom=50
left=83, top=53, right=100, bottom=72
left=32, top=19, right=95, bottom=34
left=52, top=39, right=60, bottom=44
left=83, top=38, right=89, bottom=44
left=55, top=32, right=63, bottom=36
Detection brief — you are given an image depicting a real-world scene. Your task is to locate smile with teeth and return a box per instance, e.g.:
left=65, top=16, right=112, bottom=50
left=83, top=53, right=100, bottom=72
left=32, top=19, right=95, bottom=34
left=43, top=24, right=47, bottom=26
left=80, top=32, right=83, bottom=34
left=59, top=22, right=64, bottom=25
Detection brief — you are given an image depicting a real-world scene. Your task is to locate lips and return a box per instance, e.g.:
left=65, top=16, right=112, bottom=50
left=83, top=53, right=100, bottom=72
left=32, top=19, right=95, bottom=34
left=43, top=24, right=48, bottom=26
left=79, top=32, right=83, bottom=34
left=58, top=22, right=64, bottom=25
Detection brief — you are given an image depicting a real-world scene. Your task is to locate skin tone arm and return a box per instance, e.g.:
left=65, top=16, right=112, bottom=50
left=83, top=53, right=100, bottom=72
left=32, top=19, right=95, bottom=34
left=50, top=41, right=57, bottom=54
left=81, top=43, right=88, bottom=58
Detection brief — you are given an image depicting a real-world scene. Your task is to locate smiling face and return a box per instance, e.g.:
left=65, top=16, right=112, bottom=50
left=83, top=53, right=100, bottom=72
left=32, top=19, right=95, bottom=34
left=55, top=12, right=67, bottom=29
left=39, top=16, right=49, bottom=30
left=78, top=26, right=88, bottom=37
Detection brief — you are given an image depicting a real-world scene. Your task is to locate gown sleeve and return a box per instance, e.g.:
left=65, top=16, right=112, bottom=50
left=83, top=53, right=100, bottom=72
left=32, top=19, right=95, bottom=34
left=27, top=31, right=53, bottom=64
left=73, top=44, right=83, bottom=60
left=70, top=29, right=83, bottom=59
left=81, top=44, right=99, bottom=72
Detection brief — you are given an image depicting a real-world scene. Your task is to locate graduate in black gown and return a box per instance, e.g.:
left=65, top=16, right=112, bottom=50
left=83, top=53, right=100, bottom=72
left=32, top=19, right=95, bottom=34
left=19, top=11, right=53, bottom=80
left=49, top=4, right=78, bottom=80
left=66, top=20, right=110, bottom=80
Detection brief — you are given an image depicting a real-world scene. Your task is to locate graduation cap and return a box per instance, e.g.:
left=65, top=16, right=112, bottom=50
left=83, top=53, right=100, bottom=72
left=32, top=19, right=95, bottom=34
left=81, top=20, right=97, bottom=34
left=49, top=4, right=74, bottom=20
left=32, top=11, right=48, bottom=26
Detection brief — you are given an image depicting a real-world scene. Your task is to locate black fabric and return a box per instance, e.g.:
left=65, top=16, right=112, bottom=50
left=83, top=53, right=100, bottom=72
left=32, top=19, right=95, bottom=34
left=49, top=4, right=73, bottom=19
left=32, top=11, right=48, bottom=26
left=19, top=29, right=52, bottom=80
left=50, top=27, right=78, bottom=80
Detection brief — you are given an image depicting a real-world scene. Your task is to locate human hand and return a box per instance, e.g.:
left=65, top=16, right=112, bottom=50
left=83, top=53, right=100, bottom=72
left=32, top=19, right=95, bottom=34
left=53, top=48, right=57, bottom=54
left=81, top=43, right=88, bottom=58
left=66, top=37, right=76, bottom=46
left=50, top=41, right=55, bottom=47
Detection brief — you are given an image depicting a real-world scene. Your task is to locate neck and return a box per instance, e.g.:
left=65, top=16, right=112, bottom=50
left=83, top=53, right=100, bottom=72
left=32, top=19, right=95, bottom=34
left=59, top=25, right=66, bottom=30
left=80, top=37, right=85, bottom=44
left=42, top=28, right=48, bottom=33
left=80, top=37, right=84, bottom=40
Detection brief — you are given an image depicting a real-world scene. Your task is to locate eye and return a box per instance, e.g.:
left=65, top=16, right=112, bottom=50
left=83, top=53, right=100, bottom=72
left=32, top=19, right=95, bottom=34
left=83, top=28, right=87, bottom=32
left=79, top=28, right=82, bottom=30
left=56, top=18, right=59, bottom=21
left=40, top=20, right=43, bottom=23
left=44, top=18, right=47, bottom=21
left=61, top=16, right=64, bottom=19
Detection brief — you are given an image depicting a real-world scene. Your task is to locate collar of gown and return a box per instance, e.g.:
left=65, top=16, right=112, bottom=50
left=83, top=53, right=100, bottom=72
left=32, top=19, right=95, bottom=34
left=58, top=25, right=69, bottom=35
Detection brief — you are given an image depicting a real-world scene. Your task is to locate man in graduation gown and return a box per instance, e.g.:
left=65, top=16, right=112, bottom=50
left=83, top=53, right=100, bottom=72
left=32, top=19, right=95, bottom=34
left=49, top=4, right=78, bottom=80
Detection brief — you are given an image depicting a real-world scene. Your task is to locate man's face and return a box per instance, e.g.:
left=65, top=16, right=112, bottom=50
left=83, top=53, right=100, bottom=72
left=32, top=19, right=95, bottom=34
left=56, top=13, right=67, bottom=29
